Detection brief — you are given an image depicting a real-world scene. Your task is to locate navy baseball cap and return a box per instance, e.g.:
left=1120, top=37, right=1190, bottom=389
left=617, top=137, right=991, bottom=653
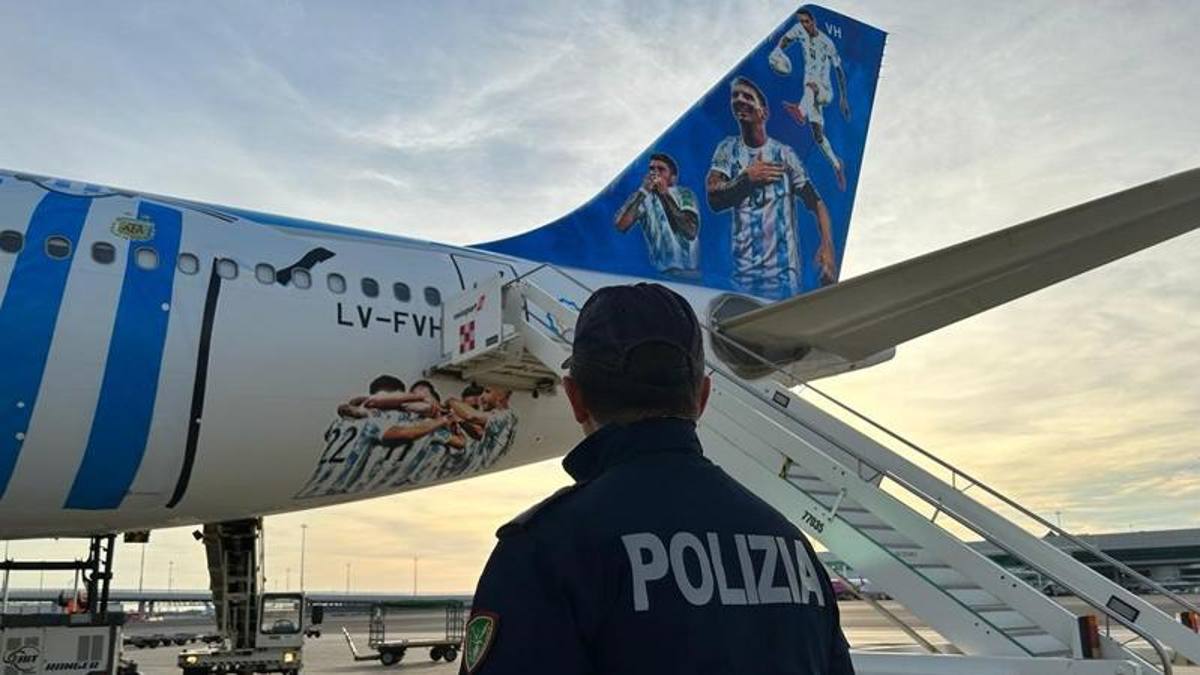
left=564, top=283, right=704, bottom=383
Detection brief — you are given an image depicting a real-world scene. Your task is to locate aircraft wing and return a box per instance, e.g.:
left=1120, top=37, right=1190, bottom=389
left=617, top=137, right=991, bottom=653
left=717, top=169, right=1200, bottom=362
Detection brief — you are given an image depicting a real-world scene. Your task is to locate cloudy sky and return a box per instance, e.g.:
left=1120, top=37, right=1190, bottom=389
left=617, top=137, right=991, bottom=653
left=1, top=1, right=1198, bottom=594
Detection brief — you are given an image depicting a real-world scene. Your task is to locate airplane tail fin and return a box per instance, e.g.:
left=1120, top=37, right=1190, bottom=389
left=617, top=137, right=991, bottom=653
left=479, top=5, right=886, bottom=300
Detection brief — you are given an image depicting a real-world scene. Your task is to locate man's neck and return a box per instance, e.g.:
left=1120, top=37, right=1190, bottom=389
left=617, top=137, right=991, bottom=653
left=739, top=124, right=767, bottom=148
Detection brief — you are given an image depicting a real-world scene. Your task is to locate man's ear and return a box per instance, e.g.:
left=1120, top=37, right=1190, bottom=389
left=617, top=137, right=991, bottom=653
left=696, top=375, right=712, bottom=418
left=563, top=376, right=591, bottom=425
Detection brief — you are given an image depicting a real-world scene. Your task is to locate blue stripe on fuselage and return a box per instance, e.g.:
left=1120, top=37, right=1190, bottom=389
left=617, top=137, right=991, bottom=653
left=65, top=202, right=182, bottom=509
left=0, top=192, right=93, bottom=498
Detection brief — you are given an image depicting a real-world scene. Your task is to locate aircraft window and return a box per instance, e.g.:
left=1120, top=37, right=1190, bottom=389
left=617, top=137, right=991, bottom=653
left=327, top=273, right=346, bottom=294
left=216, top=258, right=238, bottom=280
left=0, top=230, right=22, bottom=254
left=292, top=269, right=311, bottom=289
left=46, top=236, right=72, bottom=260
left=424, top=286, right=441, bottom=306
left=135, top=247, right=159, bottom=270
left=260, top=596, right=301, bottom=635
left=91, top=242, right=117, bottom=265
left=393, top=282, right=411, bottom=303
left=178, top=253, right=200, bottom=275
left=362, top=277, right=379, bottom=298
left=255, top=263, right=276, bottom=285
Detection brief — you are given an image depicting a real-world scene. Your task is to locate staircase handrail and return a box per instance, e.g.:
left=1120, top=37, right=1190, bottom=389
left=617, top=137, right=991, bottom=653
left=711, top=363, right=1174, bottom=674
left=800, top=382, right=1200, bottom=620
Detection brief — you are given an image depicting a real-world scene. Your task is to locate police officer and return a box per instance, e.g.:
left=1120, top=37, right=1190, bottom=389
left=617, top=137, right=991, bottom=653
left=461, top=283, right=853, bottom=674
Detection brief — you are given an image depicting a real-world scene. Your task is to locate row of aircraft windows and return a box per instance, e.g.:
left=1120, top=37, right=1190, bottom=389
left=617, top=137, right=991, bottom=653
left=0, top=229, right=442, bottom=306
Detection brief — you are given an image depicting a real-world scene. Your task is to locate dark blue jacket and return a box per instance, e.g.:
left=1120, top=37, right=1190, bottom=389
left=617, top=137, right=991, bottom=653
left=464, top=418, right=854, bottom=674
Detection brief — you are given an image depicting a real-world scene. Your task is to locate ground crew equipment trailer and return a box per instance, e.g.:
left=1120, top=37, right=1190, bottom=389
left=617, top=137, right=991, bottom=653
left=341, top=600, right=464, bottom=666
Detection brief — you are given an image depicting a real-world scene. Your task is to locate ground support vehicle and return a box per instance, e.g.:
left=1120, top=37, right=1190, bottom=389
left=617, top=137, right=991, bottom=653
left=341, top=600, right=464, bottom=666
left=0, top=534, right=140, bottom=674
left=176, top=520, right=321, bottom=674
left=1, top=613, right=138, bottom=674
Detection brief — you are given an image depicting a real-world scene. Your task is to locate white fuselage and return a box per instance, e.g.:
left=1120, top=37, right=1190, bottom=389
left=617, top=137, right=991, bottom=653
left=0, top=172, right=734, bottom=538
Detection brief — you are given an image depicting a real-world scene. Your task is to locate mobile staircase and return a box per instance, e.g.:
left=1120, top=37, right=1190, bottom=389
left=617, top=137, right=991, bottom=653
left=432, top=265, right=1200, bottom=675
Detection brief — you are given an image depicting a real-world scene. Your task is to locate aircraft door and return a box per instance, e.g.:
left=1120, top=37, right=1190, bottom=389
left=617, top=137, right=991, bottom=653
left=449, top=253, right=518, bottom=291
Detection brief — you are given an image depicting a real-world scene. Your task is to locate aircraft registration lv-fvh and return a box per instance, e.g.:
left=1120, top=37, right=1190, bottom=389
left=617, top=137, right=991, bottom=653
left=0, top=5, right=1196, bottom=543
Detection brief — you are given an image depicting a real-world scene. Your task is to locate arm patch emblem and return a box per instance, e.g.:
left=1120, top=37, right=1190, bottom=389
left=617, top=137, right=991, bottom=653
left=464, top=611, right=498, bottom=673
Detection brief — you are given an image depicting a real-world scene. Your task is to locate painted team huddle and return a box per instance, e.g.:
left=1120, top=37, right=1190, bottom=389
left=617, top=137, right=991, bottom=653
left=615, top=9, right=849, bottom=298
left=296, top=375, right=516, bottom=499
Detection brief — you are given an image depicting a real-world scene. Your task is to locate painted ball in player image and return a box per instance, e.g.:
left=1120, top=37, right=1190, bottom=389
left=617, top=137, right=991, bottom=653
left=768, top=46, right=792, bottom=75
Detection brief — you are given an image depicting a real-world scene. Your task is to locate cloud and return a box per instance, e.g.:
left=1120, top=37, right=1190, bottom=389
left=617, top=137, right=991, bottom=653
left=0, top=1, right=1197, bottom=594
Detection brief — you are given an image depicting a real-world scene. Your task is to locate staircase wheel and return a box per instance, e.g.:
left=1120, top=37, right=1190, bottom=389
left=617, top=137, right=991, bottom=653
left=443, top=647, right=459, bottom=662
left=430, top=645, right=445, bottom=660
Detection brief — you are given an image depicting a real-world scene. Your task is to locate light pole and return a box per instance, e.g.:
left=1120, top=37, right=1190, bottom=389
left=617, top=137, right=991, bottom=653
left=2, top=540, right=10, bottom=614
left=286, top=567, right=291, bottom=591
left=412, top=556, right=419, bottom=597
left=167, top=560, right=174, bottom=592
left=299, top=524, right=308, bottom=593
left=138, top=544, right=146, bottom=594
left=345, top=563, right=351, bottom=595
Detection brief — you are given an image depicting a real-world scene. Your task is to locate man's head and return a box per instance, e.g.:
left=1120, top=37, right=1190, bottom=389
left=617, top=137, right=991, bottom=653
left=648, top=153, right=678, bottom=187
left=461, top=383, right=485, bottom=408
left=411, top=380, right=441, bottom=403
left=730, top=76, right=768, bottom=127
left=369, top=375, right=405, bottom=395
left=563, top=283, right=710, bottom=432
left=797, top=9, right=817, bottom=37
left=481, top=386, right=511, bottom=411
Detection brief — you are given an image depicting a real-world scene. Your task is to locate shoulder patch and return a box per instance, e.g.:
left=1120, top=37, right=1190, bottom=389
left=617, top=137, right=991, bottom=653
left=496, top=484, right=581, bottom=538
left=464, top=611, right=498, bottom=674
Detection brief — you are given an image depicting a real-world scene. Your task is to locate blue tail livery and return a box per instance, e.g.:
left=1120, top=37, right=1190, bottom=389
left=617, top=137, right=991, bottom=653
left=479, top=5, right=887, bottom=300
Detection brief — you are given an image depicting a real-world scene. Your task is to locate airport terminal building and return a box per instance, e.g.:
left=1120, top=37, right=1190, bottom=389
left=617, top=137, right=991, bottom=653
left=821, top=527, right=1200, bottom=594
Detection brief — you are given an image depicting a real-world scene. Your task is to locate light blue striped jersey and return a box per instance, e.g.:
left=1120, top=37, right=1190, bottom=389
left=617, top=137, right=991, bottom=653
left=710, top=135, right=809, bottom=296
left=471, top=408, right=517, bottom=471
left=783, top=23, right=842, bottom=93
left=631, top=187, right=700, bottom=274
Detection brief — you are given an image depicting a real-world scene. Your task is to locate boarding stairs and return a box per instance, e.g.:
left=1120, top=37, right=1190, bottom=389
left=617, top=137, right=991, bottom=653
left=202, top=518, right=264, bottom=650
left=434, top=266, right=1200, bottom=674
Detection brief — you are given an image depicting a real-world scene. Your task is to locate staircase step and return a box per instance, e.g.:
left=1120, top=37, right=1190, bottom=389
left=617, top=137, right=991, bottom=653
left=1014, top=633, right=1071, bottom=657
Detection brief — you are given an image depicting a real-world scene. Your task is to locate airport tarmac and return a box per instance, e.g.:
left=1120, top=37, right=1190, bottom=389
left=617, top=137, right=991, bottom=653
left=123, top=598, right=1200, bottom=673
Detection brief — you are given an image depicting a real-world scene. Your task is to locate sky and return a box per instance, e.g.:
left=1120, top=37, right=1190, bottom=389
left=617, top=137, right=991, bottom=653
left=0, top=0, right=1198, bottom=595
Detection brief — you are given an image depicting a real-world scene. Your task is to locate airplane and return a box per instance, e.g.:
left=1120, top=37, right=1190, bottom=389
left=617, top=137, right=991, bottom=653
left=1, top=3, right=1197, bottom=672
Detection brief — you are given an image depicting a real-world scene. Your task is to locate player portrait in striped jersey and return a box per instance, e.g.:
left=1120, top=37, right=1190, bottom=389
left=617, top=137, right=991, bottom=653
left=706, top=76, right=836, bottom=297
left=614, top=152, right=701, bottom=278
left=773, top=8, right=851, bottom=191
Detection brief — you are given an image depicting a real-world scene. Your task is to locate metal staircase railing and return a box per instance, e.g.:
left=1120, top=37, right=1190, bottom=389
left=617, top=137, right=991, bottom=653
left=801, top=382, right=1200, bottom=620
left=705, top=370, right=1093, bottom=660
left=707, top=367, right=1172, bottom=671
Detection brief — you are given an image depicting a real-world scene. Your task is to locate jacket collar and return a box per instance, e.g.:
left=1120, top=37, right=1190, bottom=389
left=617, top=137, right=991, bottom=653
left=562, top=417, right=702, bottom=483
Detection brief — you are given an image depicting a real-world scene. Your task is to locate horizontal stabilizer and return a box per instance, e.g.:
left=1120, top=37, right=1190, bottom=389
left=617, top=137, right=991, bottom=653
left=717, top=168, right=1200, bottom=361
